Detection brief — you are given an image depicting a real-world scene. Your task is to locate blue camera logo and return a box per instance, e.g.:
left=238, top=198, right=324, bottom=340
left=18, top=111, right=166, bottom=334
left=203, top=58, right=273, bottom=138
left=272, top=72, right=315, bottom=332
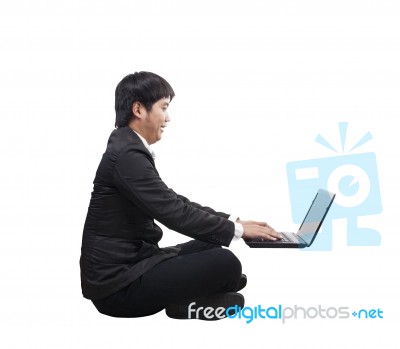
left=286, top=122, right=382, bottom=251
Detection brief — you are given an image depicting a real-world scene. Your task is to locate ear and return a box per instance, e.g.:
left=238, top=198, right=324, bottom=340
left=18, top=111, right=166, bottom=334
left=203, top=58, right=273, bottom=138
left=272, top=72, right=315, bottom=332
left=132, top=102, right=144, bottom=119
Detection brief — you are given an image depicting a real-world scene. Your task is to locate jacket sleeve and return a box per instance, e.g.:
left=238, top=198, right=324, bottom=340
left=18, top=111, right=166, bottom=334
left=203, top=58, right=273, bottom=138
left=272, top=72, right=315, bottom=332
left=113, top=146, right=234, bottom=247
left=172, top=191, right=230, bottom=219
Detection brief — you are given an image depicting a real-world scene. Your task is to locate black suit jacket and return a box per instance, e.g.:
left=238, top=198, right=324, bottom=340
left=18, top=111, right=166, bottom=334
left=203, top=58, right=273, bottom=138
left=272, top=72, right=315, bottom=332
left=80, top=126, right=235, bottom=300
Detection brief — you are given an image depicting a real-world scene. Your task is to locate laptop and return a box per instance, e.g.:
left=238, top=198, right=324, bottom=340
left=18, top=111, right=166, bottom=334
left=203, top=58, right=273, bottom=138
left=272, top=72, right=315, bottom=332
left=245, top=188, right=335, bottom=248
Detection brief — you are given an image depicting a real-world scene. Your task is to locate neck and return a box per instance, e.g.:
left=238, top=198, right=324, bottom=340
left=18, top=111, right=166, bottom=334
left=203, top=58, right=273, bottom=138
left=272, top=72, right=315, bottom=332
left=129, top=124, right=149, bottom=144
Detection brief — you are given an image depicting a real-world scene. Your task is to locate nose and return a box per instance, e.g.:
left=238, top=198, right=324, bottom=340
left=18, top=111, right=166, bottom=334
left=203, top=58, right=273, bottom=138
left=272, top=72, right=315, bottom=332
left=165, top=113, right=171, bottom=123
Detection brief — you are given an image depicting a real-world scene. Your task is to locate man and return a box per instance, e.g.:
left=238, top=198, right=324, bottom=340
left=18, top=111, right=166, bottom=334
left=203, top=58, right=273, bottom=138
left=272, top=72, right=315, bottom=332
left=80, top=71, right=281, bottom=320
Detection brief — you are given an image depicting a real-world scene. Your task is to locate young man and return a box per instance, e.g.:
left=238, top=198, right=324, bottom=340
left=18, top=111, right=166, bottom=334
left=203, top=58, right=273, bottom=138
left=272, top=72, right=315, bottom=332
left=80, top=72, right=280, bottom=320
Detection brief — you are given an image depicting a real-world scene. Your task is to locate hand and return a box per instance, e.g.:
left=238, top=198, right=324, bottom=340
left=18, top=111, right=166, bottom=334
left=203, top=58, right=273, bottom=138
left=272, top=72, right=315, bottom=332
left=238, top=219, right=281, bottom=241
left=237, top=220, right=273, bottom=229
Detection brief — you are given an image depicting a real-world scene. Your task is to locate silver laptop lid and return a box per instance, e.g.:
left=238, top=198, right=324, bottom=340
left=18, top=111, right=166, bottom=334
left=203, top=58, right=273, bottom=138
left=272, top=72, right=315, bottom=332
left=297, top=189, right=336, bottom=246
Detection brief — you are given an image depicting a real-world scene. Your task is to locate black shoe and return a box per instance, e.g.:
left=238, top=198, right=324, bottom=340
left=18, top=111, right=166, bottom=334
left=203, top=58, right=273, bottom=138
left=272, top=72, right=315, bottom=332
left=165, top=292, right=244, bottom=321
left=237, top=274, right=247, bottom=292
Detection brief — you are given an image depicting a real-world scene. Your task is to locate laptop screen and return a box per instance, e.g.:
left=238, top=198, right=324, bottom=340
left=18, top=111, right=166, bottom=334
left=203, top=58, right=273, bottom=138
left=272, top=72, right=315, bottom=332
left=297, top=189, right=335, bottom=246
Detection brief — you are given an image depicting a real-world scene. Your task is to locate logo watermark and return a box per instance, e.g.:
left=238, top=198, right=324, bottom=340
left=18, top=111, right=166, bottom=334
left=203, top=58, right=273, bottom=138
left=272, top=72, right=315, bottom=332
left=226, top=304, right=384, bottom=324
left=187, top=302, right=227, bottom=320
left=286, top=122, right=382, bottom=250
left=187, top=302, right=384, bottom=324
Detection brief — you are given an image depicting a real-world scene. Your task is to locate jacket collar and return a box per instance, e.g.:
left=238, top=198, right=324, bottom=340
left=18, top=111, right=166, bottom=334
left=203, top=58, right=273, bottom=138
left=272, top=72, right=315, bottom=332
left=120, top=127, right=156, bottom=166
left=132, top=130, right=156, bottom=160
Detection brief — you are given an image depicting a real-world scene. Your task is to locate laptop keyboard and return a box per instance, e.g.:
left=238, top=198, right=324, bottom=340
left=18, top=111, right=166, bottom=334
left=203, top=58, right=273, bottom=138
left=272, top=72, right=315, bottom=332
left=249, top=233, right=297, bottom=243
left=280, top=232, right=297, bottom=242
left=280, top=233, right=290, bottom=242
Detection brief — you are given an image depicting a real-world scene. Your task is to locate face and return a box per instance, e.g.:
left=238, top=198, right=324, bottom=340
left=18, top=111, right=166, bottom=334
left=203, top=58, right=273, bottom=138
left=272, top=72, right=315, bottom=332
left=132, top=97, right=171, bottom=145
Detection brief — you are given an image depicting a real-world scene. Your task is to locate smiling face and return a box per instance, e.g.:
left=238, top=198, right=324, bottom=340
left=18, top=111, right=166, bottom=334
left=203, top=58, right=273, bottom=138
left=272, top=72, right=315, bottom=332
left=129, top=97, right=171, bottom=145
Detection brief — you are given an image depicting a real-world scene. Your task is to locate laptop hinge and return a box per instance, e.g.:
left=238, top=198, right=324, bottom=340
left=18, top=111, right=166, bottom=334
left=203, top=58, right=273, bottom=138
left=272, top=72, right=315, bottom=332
left=297, top=235, right=308, bottom=245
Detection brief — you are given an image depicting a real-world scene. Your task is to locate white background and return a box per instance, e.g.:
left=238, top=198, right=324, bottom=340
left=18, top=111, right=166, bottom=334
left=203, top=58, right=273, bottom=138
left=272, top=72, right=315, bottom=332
left=1, top=0, right=400, bottom=348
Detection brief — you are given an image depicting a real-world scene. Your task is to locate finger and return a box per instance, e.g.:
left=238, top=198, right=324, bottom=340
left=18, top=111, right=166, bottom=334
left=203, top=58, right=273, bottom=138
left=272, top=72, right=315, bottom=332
left=258, top=228, right=279, bottom=240
left=263, top=233, right=278, bottom=241
left=267, top=229, right=282, bottom=240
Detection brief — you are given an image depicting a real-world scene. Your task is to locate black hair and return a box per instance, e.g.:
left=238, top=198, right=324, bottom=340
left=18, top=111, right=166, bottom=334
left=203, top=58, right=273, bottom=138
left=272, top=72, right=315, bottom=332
left=114, top=71, right=175, bottom=128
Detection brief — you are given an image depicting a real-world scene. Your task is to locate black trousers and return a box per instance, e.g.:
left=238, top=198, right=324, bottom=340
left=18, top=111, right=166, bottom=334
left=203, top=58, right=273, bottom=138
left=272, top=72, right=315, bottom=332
left=92, top=240, right=242, bottom=318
